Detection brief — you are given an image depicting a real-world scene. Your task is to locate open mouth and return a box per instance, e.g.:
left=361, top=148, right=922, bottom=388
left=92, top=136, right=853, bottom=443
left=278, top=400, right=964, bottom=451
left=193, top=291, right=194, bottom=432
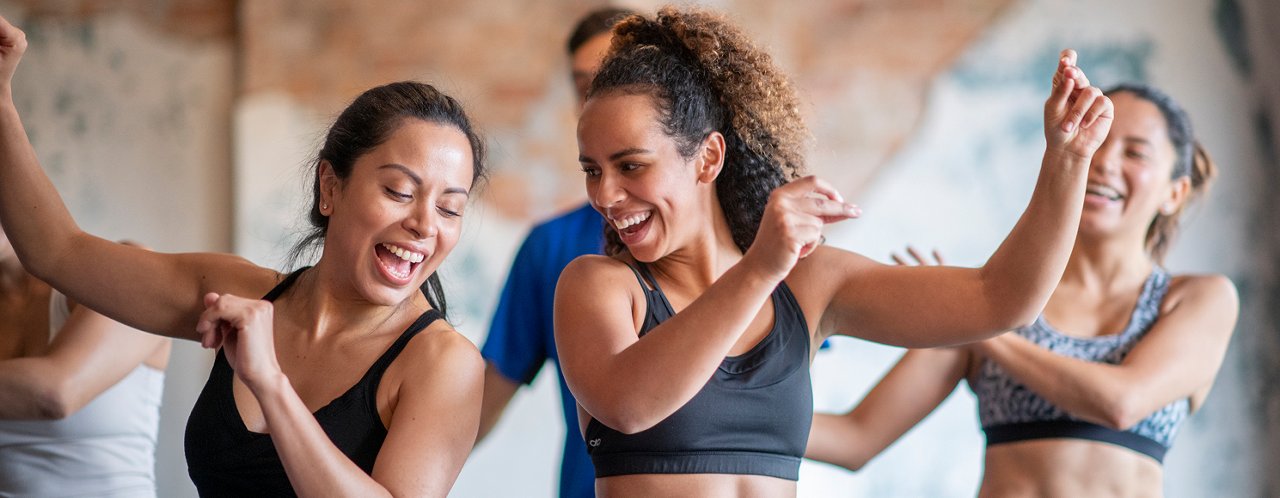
left=375, top=242, right=425, bottom=282
left=611, top=211, right=653, bottom=243
left=1085, top=183, right=1125, bottom=202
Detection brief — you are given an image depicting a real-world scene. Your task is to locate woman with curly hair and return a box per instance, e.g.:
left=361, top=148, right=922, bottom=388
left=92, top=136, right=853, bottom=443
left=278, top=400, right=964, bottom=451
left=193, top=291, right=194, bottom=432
left=807, top=83, right=1238, bottom=497
left=554, top=6, right=1114, bottom=497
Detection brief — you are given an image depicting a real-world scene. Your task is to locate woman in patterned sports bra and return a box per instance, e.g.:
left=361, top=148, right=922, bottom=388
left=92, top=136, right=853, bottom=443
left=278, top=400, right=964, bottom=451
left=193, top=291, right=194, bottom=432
left=0, top=16, right=486, bottom=496
left=807, top=82, right=1239, bottom=497
left=555, top=6, right=1115, bottom=498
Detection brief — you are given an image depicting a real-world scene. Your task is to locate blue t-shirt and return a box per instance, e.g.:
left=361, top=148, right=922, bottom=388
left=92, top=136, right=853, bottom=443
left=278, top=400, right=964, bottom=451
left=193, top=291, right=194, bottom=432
left=482, top=202, right=604, bottom=498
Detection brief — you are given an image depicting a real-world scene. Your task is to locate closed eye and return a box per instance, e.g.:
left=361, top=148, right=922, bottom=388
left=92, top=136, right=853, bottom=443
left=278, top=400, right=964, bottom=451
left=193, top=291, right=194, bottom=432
left=385, top=187, right=412, bottom=201
left=437, top=206, right=462, bottom=218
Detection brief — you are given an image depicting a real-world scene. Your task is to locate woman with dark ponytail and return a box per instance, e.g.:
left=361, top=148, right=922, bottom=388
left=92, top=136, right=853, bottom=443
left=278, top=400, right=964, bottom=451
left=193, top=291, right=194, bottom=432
left=807, top=83, right=1238, bottom=497
left=0, top=15, right=486, bottom=496
left=554, top=6, right=1114, bottom=497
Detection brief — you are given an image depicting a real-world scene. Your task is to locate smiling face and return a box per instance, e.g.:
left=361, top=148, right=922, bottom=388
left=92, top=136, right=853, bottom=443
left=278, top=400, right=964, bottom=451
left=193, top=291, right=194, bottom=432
left=318, top=118, right=474, bottom=306
left=577, top=92, right=718, bottom=262
left=1080, top=92, right=1190, bottom=244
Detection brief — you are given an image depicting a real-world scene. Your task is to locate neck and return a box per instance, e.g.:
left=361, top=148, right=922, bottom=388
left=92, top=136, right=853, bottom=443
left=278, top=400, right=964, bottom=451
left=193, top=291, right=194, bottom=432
left=648, top=193, right=741, bottom=293
left=1062, top=231, right=1154, bottom=293
left=283, top=259, right=422, bottom=341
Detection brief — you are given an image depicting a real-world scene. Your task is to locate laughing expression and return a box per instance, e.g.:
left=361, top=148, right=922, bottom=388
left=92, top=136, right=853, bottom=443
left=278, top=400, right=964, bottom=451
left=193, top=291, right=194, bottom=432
left=320, top=119, right=473, bottom=306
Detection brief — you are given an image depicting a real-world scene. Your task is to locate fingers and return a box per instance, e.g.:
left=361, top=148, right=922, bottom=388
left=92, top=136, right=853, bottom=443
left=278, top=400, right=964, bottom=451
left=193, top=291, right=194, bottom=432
left=906, top=246, right=928, bottom=265
left=1061, top=86, right=1102, bottom=133
left=1047, top=66, right=1076, bottom=115
left=1081, top=93, right=1113, bottom=130
left=932, top=249, right=947, bottom=265
left=890, top=252, right=908, bottom=266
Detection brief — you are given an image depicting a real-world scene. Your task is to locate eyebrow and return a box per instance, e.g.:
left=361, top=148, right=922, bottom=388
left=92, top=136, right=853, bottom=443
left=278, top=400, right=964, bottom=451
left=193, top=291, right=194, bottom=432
left=378, top=163, right=469, bottom=196
left=1121, top=136, right=1153, bottom=146
left=579, top=147, right=652, bottom=164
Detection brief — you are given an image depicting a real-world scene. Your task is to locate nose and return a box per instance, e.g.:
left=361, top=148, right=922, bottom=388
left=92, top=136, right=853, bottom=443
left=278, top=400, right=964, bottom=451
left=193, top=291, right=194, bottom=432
left=1090, top=139, right=1121, bottom=177
left=590, top=169, right=626, bottom=212
left=403, top=202, right=438, bottom=240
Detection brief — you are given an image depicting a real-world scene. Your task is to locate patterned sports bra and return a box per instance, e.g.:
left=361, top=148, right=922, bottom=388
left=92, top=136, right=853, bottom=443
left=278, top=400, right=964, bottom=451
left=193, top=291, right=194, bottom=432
left=971, top=268, right=1189, bottom=462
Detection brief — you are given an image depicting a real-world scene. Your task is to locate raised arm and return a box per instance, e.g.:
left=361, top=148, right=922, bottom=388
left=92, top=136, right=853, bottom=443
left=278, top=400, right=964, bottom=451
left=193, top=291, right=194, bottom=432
left=807, top=346, right=969, bottom=471
left=811, top=51, right=1114, bottom=347
left=0, top=16, right=266, bottom=339
left=555, top=176, right=857, bottom=434
left=0, top=293, right=169, bottom=419
left=972, top=275, right=1238, bottom=429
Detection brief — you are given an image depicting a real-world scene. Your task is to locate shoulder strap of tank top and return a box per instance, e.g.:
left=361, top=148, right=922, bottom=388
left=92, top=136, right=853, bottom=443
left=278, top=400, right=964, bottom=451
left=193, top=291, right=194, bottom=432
left=360, top=308, right=444, bottom=394
left=633, top=261, right=676, bottom=318
left=262, top=267, right=310, bottom=302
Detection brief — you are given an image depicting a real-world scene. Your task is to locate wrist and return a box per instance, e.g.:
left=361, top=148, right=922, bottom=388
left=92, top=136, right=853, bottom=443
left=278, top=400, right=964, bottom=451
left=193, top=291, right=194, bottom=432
left=245, top=369, right=290, bottom=400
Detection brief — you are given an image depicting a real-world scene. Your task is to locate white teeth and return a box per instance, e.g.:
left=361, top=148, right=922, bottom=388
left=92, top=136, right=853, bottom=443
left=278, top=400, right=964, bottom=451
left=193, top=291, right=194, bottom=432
left=381, top=243, right=425, bottom=263
left=1086, top=183, right=1123, bottom=201
left=612, top=211, right=651, bottom=230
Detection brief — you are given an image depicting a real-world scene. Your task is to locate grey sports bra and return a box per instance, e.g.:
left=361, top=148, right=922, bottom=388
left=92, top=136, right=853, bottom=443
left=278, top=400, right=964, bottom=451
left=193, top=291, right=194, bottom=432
left=972, top=268, right=1188, bottom=462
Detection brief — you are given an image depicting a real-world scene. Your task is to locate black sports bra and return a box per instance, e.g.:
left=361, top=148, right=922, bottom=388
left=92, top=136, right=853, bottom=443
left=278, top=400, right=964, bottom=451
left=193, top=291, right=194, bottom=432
left=584, top=262, right=813, bottom=481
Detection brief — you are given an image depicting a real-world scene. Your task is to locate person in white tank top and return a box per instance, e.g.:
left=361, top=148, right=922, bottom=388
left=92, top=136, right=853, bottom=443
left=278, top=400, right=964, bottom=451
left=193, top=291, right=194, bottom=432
left=0, top=225, right=170, bottom=498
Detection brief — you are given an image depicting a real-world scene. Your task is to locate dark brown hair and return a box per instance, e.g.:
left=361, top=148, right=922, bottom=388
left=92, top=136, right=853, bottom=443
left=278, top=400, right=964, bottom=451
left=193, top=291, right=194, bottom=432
left=588, top=6, right=807, bottom=255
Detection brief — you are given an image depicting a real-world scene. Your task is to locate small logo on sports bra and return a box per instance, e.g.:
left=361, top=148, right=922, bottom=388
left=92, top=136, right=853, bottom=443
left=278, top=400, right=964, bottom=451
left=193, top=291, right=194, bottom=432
left=588, top=438, right=601, bottom=447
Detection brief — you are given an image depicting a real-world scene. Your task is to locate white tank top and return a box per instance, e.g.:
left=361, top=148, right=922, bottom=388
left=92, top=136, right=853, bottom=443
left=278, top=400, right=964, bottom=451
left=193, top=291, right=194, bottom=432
left=0, top=290, right=164, bottom=497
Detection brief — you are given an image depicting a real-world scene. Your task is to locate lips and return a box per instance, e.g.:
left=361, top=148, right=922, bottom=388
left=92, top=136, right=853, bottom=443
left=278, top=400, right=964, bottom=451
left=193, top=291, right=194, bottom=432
left=375, top=242, right=425, bottom=283
left=1085, top=182, right=1124, bottom=202
left=608, top=210, right=654, bottom=246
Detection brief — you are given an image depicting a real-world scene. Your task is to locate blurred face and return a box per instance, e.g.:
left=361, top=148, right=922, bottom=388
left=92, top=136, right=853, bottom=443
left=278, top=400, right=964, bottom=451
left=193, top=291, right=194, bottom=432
left=571, top=32, right=614, bottom=109
left=578, top=93, right=709, bottom=262
left=1080, top=92, right=1188, bottom=241
left=320, top=119, right=473, bottom=306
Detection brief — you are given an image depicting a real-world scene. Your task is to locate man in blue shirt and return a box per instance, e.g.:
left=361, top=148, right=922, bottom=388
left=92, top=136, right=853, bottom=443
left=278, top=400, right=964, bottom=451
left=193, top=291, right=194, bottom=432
left=478, top=7, right=635, bottom=498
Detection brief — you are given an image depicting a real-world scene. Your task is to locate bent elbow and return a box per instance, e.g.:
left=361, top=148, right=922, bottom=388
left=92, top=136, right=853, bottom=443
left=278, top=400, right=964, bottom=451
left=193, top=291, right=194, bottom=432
left=31, top=386, right=74, bottom=420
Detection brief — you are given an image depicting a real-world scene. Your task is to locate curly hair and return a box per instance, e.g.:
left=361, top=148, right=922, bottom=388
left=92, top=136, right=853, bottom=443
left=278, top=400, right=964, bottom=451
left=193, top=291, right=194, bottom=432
left=587, top=6, right=808, bottom=255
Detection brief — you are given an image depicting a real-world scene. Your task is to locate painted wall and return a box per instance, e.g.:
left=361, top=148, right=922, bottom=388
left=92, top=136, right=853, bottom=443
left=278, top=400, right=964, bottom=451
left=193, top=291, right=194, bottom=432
left=0, top=2, right=233, bottom=497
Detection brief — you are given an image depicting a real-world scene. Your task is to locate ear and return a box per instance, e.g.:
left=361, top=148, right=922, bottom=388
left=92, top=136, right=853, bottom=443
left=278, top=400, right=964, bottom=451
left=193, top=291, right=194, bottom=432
left=695, top=131, right=726, bottom=184
left=319, top=160, right=340, bottom=216
left=1160, top=175, right=1191, bottom=215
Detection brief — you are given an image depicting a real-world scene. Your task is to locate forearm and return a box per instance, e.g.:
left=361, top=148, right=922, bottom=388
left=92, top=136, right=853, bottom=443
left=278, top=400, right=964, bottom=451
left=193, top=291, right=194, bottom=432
left=978, top=152, right=1089, bottom=328
left=807, top=413, right=869, bottom=470
left=981, top=336, right=1138, bottom=429
left=251, top=373, right=392, bottom=498
left=565, top=261, right=779, bottom=433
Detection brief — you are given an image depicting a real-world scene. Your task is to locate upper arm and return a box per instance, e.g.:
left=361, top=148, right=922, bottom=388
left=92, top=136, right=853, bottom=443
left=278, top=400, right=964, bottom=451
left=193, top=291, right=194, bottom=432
left=1117, top=275, right=1239, bottom=411
left=37, top=233, right=273, bottom=340
left=801, top=247, right=1016, bottom=348
left=552, top=256, right=641, bottom=416
left=374, top=330, right=484, bottom=497
left=41, top=296, right=169, bottom=414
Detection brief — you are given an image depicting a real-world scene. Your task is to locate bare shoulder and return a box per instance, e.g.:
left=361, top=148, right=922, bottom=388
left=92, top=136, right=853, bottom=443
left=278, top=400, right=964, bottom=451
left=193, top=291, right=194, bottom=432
left=1163, top=273, right=1240, bottom=328
left=403, top=320, right=483, bottom=378
left=561, top=254, right=634, bottom=284
left=1166, top=273, right=1238, bottom=309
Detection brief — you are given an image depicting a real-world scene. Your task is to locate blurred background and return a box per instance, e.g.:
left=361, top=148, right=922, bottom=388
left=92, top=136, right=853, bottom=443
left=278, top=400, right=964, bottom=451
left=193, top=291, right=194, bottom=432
left=3, top=0, right=1277, bottom=496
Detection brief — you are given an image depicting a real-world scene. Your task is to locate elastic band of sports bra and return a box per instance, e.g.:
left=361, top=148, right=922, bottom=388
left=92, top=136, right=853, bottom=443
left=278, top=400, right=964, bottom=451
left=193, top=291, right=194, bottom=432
left=984, top=420, right=1168, bottom=462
